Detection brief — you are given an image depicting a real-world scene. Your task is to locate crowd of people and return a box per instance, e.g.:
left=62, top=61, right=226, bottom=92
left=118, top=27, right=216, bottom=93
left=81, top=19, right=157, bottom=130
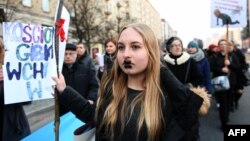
left=52, top=23, right=204, bottom=141
left=0, top=22, right=249, bottom=141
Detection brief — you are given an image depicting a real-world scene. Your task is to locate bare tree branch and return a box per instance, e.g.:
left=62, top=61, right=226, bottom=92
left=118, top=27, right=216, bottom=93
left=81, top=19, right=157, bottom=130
left=0, top=0, right=22, bottom=23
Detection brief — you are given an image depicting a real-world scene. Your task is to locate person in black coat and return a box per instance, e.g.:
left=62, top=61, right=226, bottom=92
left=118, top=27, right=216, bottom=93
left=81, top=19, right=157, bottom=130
left=53, top=23, right=203, bottom=141
left=187, top=41, right=212, bottom=94
left=205, top=44, right=220, bottom=60
left=231, top=43, right=247, bottom=109
left=59, top=43, right=99, bottom=116
left=210, top=39, right=241, bottom=131
left=0, top=38, right=30, bottom=141
left=0, top=85, right=31, bottom=141
left=75, top=42, right=99, bottom=102
left=163, top=37, right=203, bottom=141
left=163, top=37, right=202, bottom=87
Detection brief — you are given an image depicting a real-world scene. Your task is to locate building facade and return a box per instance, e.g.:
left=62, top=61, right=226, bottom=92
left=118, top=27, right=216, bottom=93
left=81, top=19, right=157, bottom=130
left=0, top=0, right=177, bottom=55
left=0, top=0, right=57, bottom=37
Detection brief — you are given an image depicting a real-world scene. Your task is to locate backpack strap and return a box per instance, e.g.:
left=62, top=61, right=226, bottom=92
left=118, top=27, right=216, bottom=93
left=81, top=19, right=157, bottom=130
left=184, top=60, right=191, bottom=84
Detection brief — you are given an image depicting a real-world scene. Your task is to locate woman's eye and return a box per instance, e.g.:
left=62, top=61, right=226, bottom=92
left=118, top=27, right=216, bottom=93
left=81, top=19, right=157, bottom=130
left=131, top=45, right=140, bottom=49
left=117, top=46, right=124, bottom=51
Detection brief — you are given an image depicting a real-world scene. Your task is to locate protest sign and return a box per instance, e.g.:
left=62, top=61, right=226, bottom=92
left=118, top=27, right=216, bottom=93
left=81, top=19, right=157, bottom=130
left=57, top=6, right=70, bottom=72
left=211, top=0, right=247, bottom=28
left=2, top=22, right=57, bottom=104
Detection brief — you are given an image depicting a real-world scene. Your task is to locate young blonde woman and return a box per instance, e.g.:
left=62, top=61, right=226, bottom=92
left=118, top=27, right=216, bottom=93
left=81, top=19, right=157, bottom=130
left=52, top=23, right=203, bottom=141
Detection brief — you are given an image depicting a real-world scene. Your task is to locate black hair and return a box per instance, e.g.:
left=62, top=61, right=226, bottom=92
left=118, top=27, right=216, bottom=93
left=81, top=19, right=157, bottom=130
left=165, top=36, right=183, bottom=52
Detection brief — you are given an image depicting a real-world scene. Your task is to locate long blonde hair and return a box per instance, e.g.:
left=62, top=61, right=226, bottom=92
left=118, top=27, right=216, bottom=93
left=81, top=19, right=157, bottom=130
left=96, top=23, right=164, bottom=141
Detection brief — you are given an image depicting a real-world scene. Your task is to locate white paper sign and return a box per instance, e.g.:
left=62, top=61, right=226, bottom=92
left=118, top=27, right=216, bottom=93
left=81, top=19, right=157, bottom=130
left=58, top=6, right=70, bottom=73
left=211, top=0, right=247, bottom=28
left=96, top=53, right=104, bottom=67
left=2, top=22, right=57, bottom=104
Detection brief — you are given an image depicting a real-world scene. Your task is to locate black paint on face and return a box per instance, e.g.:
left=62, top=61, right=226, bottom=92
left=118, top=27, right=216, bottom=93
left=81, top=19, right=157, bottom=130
left=124, top=60, right=132, bottom=69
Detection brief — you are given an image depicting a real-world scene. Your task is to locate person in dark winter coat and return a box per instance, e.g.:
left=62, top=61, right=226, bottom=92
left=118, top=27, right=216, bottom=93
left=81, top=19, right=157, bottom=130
left=187, top=41, right=212, bottom=93
left=76, top=42, right=99, bottom=102
left=97, top=37, right=117, bottom=80
left=76, top=43, right=99, bottom=103
left=210, top=39, right=241, bottom=131
left=164, top=37, right=202, bottom=87
left=0, top=38, right=31, bottom=141
left=59, top=43, right=99, bottom=116
left=52, top=23, right=203, bottom=141
left=231, top=43, right=248, bottom=109
left=205, top=44, right=220, bottom=60
left=226, top=42, right=242, bottom=112
left=163, top=37, right=203, bottom=141
left=193, top=38, right=204, bottom=50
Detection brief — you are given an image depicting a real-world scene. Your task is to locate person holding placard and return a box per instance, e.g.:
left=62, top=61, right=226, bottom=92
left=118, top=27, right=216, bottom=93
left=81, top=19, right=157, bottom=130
left=210, top=39, right=241, bottom=131
left=0, top=37, right=31, bottom=141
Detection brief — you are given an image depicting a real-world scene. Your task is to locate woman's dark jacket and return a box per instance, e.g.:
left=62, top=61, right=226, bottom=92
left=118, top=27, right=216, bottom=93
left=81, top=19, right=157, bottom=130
left=188, top=48, right=212, bottom=93
left=163, top=52, right=202, bottom=86
left=0, top=81, right=31, bottom=141
left=104, top=54, right=114, bottom=70
left=59, top=66, right=203, bottom=141
left=210, top=52, right=241, bottom=88
left=98, top=54, right=114, bottom=80
left=233, top=49, right=248, bottom=88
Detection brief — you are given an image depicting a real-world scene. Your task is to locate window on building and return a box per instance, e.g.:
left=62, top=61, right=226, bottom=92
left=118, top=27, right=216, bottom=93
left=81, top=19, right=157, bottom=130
left=0, top=9, right=6, bottom=22
left=42, top=0, right=49, bottom=12
left=22, top=0, right=32, bottom=7
left=70, top=9, right=75, bottom=17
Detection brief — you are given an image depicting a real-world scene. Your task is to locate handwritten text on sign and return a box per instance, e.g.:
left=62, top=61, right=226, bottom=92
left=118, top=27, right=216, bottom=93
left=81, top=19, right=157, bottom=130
left=3, top=22, right=57, bottom=104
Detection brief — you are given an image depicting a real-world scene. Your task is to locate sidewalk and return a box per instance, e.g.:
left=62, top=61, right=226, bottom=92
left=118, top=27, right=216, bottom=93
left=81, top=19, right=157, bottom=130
left=24, top=99, right=55, bottom=132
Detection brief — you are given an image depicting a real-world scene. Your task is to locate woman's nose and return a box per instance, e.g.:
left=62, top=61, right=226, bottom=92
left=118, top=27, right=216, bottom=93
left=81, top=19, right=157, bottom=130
left=123, top=48, right=131, bottom=58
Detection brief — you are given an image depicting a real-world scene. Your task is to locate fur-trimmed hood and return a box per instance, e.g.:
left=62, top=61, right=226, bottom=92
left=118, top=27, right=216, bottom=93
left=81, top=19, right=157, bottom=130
left=164, top=52, right=190, bottom=65
left=189, top=86, right=211, bottom=116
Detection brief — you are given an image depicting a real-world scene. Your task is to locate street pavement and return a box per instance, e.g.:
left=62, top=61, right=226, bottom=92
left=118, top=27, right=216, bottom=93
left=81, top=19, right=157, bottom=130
left=199, top=85, right=250, bottom=141
left=24, top=86, right=250, bottom=140
left=24, top=99, right=54, bottom=132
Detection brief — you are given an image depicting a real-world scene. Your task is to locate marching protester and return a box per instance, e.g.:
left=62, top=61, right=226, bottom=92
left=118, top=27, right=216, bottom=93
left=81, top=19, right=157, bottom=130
left=52, top=23, right=204, bottom=141
left=231, top=41, right=248, bottom=109
left=163, top=37, right=202, bottom=87
left=187, top=40, right=212, bottom=94
left=210, top=39, right=241, bottom=131
left=205, top=44, right=220, bottom=60
left=163, top=37, right=204, bottom=140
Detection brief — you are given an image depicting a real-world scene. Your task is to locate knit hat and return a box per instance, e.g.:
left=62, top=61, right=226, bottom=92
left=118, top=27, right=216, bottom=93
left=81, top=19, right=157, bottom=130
left=187, top=41, right=198, bottom=49
left=208, top=44, right=217, bottom=50
left=66, top=43, right=76, bottom=51
left=165, top=37, right=183, bottom=52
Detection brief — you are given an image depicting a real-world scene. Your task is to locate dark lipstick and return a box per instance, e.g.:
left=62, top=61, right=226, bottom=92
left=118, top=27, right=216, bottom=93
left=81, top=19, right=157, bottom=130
left=124, top=60, right=132, bottom=69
